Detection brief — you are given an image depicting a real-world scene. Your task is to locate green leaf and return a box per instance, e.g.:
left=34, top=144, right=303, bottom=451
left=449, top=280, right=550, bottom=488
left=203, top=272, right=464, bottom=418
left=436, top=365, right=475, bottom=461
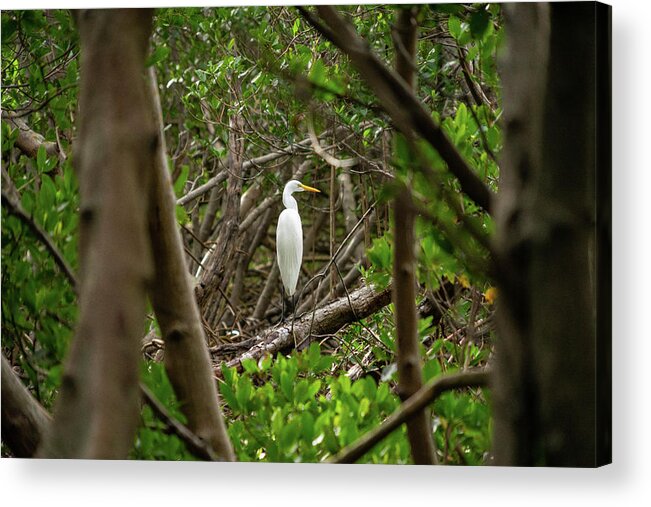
left=146, top=46, right=170, bottom=67
left=301, top=412, right=315, bottom=442
left=280, top=370, right=293, bottom=399
left=423, top=359, right=442, bottom=381
left=307, top=379, right=321, bottom=399
left=294, top=379, right=309, bottom=404
left=470, top=10, right=491, bottom=40
left=221, top=364, right=237, bottom=387
left=307, top=342, right=321, bottom=370
left=173, top=165, right=189, bottom=195
left=448, top=15, right=462, bottom=40
left=175, top=204, right=189, bottom=224
left=236, top=376, right=253, bottom=410
left=38, top=174, right=56, bottom=210
left=219, top=383, right=238, bottom=411
left=1, top=17, right=18, bottom=43
left=37, top=145, right=47, bottom=173
left=241, top=358, right=258, bottom=374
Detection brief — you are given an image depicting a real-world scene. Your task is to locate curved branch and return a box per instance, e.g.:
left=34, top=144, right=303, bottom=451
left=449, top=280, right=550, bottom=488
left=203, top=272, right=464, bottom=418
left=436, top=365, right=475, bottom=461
left=140, top=383, right=222, bottom=461
left=299, top=6, right=494, bottom=214
left=145, top=67, right=235, bottom=461
left=1, top=354, right=52, bottom=457
left=2, top=190, right=77, bottom=291
left=330, top=368, right=490, bottom=464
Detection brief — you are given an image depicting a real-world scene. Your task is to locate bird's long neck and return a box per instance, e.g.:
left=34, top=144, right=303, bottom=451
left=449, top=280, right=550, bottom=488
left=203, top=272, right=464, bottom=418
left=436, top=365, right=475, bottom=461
left=282, top=187, right=298, bottom=210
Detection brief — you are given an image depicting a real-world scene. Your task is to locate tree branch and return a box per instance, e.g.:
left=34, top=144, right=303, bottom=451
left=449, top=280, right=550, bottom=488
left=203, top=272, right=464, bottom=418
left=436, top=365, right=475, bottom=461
left=330, top=368, right=490, bottom=463
left=139, top=383, right=222, bottom=461
left=145, top=66, right=235, bottom=461
left=219, top=283, right=392, bottom=372
left=299, top=6, right=494, bottom=214
left=2, top=113, right=60, bottom=159
left=39, top=9, right=156, bottom=459
left=2, top=189, right=78, bottom=291
left=392, top=6, right=437, bottom=465
left=1, top=354, right=52, bottom=457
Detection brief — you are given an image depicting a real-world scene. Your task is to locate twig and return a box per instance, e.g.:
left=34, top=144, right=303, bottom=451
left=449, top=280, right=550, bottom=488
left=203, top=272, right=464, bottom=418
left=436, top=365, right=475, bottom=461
left=307, top=110, right=359, bottom=168
left=330, top=368, right=490, bottom=463
left=4, top=83, right=77, bottom=119
left=139, top=383, right=221, bottom=461
left=2, top=190, right=77, bottom=291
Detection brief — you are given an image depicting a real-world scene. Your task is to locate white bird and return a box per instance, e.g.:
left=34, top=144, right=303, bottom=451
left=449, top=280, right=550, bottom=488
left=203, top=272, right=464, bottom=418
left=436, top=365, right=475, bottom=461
left=276, top=180, right=321, bottom=310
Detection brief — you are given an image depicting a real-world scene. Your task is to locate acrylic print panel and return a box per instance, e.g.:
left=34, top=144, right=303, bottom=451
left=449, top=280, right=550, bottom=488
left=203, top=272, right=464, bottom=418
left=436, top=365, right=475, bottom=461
left=1, top=2, right=611, bottom=466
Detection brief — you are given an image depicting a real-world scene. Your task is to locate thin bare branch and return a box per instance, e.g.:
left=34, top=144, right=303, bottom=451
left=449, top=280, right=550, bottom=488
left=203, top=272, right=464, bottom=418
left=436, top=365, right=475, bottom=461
left=331, top=368, right=490, bottom=463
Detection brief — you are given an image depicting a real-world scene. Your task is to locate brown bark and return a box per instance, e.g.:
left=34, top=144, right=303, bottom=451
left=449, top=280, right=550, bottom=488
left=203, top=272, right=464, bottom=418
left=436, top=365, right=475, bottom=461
left=493, top=3, right=603, bottom=466
left=197, top=113, right=245, bottom=329
left=2, top=113, right=59, bottom=159
left=230, top=207, right=275, bottom=312
left=222, top=283, right=392, bottom=372
left=39, top=9, right=155, bottom=459
left=338, top=170, right=358, bottom=235
left=145, top=67, right=235, bottom=461
left=252, top=260, right=281, bottom=321
left=198, top=180, right=224, bottom=243
left=492, top=2, right=549, bottom=467
left=176, top=169, right=227, bottom=206
left=393, top=187, right=436, bottom=465
left=391, top=6, right=436, bottom=465
left=1, top=355, right=52, bottom=457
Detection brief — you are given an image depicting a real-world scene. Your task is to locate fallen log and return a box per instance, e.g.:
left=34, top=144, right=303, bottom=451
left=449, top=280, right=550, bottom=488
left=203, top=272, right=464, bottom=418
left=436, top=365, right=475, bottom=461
left=217, top=283, right=392, bottom=372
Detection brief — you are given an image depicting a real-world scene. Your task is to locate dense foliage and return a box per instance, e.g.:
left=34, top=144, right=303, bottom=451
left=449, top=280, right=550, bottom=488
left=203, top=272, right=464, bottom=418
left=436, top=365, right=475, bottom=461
left=2, top=5, right=502, bottom=463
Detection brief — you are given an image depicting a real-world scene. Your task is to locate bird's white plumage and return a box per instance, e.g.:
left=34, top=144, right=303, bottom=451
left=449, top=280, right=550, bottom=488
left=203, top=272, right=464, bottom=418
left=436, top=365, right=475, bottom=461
left=276, top=208, right=303, bottom=296
left=276, top=180, right=320, bottom=297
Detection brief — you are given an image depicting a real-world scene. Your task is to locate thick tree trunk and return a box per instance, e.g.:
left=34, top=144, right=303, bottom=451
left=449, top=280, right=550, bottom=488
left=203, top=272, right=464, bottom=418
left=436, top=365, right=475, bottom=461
left=493, top=3, right=602, bottom=466
left=145, top=68, right=235, bottom=461
left=1, top=355, right=52, bottom=457
left=39, top=9, right=155, bottom=458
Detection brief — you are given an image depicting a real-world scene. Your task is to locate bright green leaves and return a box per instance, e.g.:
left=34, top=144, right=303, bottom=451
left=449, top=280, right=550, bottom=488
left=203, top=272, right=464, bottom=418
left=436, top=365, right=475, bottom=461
left=146, top=45, right=170, bottom=67
left=173, top=164, right=190, bottom=196
left=447, top=14, right=464, bottom=42
left=448, top=8, right=493, bottom=45
left=132, top=362, right=195, bottom=461
left=365, top=235, right=392, bottom=289
left=433, top=389, right=491, bottom=465
left=218, top=343, right=410, bottom=463
left=308, top=58, right=345, bottom=100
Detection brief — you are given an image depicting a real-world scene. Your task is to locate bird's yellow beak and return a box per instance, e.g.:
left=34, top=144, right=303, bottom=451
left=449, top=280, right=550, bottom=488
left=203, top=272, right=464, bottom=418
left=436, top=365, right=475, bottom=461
left=299, top=183, right=321, bottom=193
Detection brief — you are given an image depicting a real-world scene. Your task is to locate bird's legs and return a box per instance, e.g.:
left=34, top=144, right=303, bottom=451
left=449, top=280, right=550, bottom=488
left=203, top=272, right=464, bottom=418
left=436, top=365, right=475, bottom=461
left=291, top=293, right=297, bottom=349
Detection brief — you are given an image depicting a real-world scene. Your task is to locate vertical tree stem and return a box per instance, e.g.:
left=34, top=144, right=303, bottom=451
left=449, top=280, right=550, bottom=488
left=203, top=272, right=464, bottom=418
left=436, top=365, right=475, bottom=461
left=145, top=66, right=235, bottom=461
left=391, top=5, right=437, bottom=465
left=39, top=9, right=155, bottom=459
